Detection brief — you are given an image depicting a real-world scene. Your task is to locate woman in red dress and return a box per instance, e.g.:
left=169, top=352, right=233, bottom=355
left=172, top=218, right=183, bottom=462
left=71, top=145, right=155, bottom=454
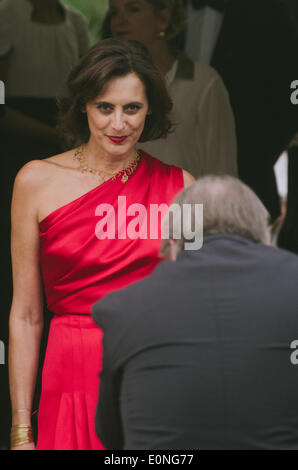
left=9, top=39, right=194, bottom=450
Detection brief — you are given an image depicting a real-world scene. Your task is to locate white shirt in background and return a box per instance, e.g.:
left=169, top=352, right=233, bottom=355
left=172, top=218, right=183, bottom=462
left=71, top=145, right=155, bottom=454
left=185, top=4, right=224, bottom=64
left=139, top=56, right=238, bottom=178
left=0, top=0, right=90, bottom=98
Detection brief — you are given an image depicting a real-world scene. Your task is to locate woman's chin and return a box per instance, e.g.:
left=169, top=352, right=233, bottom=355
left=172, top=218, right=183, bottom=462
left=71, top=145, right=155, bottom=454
left=106, top=141, right=135, bottom=157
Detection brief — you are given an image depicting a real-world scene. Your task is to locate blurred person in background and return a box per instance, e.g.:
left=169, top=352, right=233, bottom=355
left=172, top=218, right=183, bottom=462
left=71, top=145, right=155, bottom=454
left=186, top=0, right=298, bottom=224
left=101, top=0, right=238, bottom=179
left=277, top=0, right=298, bottom=254
left=0, top=0, right=90, bottom=165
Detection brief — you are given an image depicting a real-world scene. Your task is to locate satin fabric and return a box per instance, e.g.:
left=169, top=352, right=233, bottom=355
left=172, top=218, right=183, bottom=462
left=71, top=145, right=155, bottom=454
left=36, top=314, right=104, bottom=450
left=36, top=152, right=184, bottom=450
left=39, top=151, right=184, bottom=315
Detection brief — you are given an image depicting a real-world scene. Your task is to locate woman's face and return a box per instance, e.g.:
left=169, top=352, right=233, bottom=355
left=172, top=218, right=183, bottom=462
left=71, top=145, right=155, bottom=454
left=109, top=0, right=166, bottom=48
left=85, top=73, right=150, bottom=157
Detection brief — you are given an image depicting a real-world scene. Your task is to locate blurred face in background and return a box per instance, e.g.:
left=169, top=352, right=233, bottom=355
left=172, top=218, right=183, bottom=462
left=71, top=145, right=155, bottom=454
left=109, top=0, right=168, bottom=49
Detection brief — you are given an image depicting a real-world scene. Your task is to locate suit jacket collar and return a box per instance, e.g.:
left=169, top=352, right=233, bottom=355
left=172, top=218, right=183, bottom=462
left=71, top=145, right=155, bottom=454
left=203, top=233, right=257, bottom=246
left=177, top=233, right=258, bottom=260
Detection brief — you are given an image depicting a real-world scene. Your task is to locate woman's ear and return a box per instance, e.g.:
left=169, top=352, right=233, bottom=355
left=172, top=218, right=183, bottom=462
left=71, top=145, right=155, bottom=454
left=157, top=7, right=171, bottom=36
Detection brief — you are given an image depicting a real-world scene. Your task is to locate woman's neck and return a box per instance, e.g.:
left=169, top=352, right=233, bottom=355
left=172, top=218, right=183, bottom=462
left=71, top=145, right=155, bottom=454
left=83, top=139, right=138, bottom=175
left=147, top=40, right=176, bottom=77
left=29, top=0, right=64, bottom=24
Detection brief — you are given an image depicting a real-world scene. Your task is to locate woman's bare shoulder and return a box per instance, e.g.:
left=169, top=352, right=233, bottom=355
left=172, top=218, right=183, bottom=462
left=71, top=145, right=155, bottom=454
left=14, top=149, right=76, bottom=190
left=182, top=169, right=195, bottom=188
left=42, top=148, right=77, bottom=167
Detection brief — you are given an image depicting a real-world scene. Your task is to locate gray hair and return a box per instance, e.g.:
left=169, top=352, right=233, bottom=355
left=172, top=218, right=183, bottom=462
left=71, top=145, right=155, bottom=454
left=161, top=175, right=271, bottom=257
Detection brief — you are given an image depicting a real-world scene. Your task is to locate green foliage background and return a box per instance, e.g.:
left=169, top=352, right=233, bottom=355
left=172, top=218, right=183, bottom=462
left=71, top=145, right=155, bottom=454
left=62, top=0, right=108, bottom=44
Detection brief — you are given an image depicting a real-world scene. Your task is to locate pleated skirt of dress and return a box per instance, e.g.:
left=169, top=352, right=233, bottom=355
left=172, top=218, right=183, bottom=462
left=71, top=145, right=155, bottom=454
left=35, top=314, right=105, bottom=450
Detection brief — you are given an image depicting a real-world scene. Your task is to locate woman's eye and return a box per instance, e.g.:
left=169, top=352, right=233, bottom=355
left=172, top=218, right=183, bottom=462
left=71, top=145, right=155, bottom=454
left=125, top=105, right=141, bottom=113
left=97, top=104, right=113, bottom=113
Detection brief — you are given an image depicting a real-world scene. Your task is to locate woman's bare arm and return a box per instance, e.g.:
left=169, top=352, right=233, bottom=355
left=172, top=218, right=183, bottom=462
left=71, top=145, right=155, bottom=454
left=9, top=161, right=45, bottom=450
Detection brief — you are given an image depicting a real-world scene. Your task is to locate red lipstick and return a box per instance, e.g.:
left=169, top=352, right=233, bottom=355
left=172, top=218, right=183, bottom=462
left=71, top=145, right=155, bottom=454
left=107, top=136, right=128, bottom=144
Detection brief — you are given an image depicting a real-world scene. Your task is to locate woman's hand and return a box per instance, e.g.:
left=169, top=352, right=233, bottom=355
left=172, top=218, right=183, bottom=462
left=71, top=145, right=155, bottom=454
left=11, top=442, right=35, bottom=451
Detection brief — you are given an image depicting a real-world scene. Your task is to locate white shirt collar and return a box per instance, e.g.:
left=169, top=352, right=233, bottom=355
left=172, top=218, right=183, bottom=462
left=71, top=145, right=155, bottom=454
left=165, top=60, right=178, bottom=86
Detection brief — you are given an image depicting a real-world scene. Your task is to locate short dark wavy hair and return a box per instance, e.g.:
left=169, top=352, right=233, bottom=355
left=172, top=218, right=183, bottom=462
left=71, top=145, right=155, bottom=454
left=58, top=39, right=173, bottom=145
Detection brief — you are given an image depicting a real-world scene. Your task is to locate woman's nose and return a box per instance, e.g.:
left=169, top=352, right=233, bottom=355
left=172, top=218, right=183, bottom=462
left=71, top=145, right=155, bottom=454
left=111, top=112, right=126, bottom=131
left=113, top=10, right=127, bottom=26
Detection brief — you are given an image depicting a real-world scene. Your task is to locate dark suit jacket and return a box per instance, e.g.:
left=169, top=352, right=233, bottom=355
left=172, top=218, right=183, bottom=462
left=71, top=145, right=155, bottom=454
left=92, top=234, right=298, bottom=450
left=209, top=0, right=298, bottom=220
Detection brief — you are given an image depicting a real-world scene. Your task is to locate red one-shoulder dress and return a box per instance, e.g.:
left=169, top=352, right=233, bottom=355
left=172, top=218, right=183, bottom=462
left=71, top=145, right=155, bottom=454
left=36, top=151, right=184, bottom=449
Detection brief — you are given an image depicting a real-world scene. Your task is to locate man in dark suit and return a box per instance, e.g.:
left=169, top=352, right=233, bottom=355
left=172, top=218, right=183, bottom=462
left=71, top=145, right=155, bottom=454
left=186, top=0, right=298, bottom=222
left=92, top=175, right=298, bottom=450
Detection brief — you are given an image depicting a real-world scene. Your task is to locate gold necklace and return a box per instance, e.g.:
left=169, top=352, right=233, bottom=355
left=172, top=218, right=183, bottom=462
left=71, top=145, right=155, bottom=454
left=73, top=144, right=141, bottom=184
